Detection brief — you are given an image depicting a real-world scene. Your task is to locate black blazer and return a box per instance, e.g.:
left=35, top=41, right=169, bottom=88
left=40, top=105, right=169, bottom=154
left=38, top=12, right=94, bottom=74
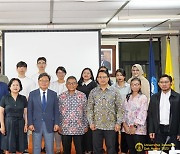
left=148, top=90, right=180, bottom=135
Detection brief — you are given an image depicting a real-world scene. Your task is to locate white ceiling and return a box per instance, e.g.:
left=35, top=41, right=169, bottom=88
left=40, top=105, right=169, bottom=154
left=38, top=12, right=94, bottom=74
left=0, top=0, right=180, bottom=38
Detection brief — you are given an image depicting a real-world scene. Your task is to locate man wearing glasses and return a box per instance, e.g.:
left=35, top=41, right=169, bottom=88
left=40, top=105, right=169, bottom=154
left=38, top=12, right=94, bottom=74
left=31, top=57, right=54, bottom=88
left=148, top=74, right=180, bottom=151
left=58, top=76, right=88, bottom=154
left=87, top=70, right=123, bottom=154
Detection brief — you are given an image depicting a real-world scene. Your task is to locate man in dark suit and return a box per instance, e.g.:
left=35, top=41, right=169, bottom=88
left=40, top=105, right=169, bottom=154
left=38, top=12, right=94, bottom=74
left=101, top=51, right=111, bottom=71
left=28, top=73, right=59, bottom=154
left=148, top=74, right=180, bottom=150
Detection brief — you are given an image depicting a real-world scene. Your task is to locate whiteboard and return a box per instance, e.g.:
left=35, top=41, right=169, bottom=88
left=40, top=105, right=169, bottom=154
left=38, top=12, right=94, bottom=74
left=3, top=30, right=100, bottom=81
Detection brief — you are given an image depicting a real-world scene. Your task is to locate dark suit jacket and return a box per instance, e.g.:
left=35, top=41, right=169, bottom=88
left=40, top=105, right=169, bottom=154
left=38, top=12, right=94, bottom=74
left=102, top=60, right=111, bottom=70
left=28, top=89, right=59, bottom=133
left=148, top=90, right=180, bottom=136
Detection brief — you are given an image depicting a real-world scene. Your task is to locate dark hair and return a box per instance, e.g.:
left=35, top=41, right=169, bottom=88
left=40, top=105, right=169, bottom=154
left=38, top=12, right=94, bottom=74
left=37, top=57, right=46, bottom=64
left=66, top=76, right=77, bottom=83
left=96, top=70, right=111, bottom=86
left=38, top=73, right=51, bottom=81
left=158, top=74, right=172, bottom=82
left=78, top=68, right=94, bottom=85
left=126, top=77, right=142, bottom=101
left=115, top=68, right=126, bottom=77
left=56, top=66, right=67, bottom=74
left=8, top=78, right=23, bottom=92
left=16, top=61, right=27, bottom=68
left=98, top=66, right=108, bottom=72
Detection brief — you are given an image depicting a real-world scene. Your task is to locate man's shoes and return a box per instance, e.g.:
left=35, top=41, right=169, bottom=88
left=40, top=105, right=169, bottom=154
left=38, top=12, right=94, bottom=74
left=41, top=147, right=46, bottom=153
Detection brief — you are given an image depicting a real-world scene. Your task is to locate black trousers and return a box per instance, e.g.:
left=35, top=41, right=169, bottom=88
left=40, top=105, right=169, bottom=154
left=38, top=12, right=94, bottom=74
left=62, top=135, right=83, bottom=154
left=121, top=132, right=129, bottom=153
left=93, top=129, right=116, bottom=154
left=125, top=134, right=146, bottom=154
left=155, top=125, right=180, bottom=151
left=82, top=128, right=93, bottom=152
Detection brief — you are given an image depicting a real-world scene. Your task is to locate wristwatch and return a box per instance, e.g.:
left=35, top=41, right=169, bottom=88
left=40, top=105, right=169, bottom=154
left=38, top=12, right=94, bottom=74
left=133, top=124, right=138, bottom=128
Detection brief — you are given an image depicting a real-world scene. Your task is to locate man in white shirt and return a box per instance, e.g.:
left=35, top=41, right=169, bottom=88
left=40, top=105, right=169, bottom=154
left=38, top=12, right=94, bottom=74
left=148, top=74, right=180, bottom=151
left=16, top=61, right=35, bottom=98
left=32, top=57, right=53, bottom=89
left=16, top=61, right=35, bottom=153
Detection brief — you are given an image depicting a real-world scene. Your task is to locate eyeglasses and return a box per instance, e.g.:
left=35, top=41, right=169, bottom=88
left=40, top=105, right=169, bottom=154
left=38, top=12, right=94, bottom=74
left=37, top=62, right=46, bottom=65
left=98, top=76, right=108, bottom=79
left=159, top=81, right=170, bottom=84
left=67, top=82, right=77, bottom=85
left=39, top=80, right=49, bottom=83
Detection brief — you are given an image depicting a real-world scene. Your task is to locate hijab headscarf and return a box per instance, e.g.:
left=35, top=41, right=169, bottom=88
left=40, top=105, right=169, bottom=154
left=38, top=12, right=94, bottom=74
left=128, top=64, right=150, bottom=102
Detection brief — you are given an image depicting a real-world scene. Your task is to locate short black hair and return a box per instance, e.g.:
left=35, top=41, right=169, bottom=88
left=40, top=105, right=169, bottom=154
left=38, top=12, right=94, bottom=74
left=38, top=73, right=51, bottom=81
left=130, top=77, right=141, bottom=85
left=8, top=78, right=23, bottom=92
left=98, top=66, right=108, bottom=72
left=16, top=61, right=27, bottom=68
left=66, top=76, right=77, bottom=83
left=56, top=66, right=67, bottom=74
left=37, top=57, right=46, bottom=64
left=158, top=74, right=172, bottom=82
left=115, top=68, right=126, bottom=77
left=96, top=70, right=111, bottom=86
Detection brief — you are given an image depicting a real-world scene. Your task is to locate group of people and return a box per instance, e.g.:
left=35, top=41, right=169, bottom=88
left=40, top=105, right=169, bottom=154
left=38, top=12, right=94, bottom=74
left=0, top=56, right=179, bottom=154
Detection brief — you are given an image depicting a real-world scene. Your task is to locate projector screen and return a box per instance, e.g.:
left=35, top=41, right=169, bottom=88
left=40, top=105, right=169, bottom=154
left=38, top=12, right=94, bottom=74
left=3, top=30, right=100, bottom=81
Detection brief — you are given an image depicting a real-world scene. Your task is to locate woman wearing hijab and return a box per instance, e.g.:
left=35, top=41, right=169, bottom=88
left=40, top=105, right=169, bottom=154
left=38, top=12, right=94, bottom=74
left=128, top=64, right=150, bottom=102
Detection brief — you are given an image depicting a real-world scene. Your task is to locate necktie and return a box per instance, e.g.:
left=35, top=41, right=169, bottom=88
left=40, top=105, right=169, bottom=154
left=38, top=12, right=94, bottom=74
left=42, top=92, right=46, bottom=111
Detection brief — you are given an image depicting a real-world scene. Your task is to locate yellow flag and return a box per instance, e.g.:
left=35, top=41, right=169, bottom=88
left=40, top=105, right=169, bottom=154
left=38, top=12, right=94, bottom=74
left=165, top=38, right=175, bottom=90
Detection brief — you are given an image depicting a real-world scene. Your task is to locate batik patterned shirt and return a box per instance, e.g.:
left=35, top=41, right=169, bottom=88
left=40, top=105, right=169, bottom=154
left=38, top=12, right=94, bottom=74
left=59, top=90, right=88, bottom=135
left=87, top=86, right=123, bottom=130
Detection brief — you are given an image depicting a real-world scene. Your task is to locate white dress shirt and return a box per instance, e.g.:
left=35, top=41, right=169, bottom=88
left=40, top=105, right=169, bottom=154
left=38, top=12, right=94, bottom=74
left=40, top=89, right=48, bottom=102
left=160, top=90, right=171, bottom=125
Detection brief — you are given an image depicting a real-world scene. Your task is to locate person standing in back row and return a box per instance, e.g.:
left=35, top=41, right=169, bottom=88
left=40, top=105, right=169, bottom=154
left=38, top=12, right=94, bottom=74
left=50, top=66, right=67, bottom=154
left=77, top=68, right=97, bottom=154
left=31, top=57, right=54, bottom=89
left=16, top=61, right=35, bottom=99
left=113, top=68, right=130, bottom=154
left=128, top=64, right=150, bottom=102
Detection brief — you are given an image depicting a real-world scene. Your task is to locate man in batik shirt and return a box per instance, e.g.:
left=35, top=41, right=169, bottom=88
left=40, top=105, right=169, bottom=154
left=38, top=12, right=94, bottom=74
left=59, top=76, right=88, bottom=154
left=87, top=70, right=123, bottom=154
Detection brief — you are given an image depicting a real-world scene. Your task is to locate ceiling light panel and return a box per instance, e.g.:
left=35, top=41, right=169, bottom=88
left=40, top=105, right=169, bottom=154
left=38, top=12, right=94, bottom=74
left=127, top=0, right=180, bottom=9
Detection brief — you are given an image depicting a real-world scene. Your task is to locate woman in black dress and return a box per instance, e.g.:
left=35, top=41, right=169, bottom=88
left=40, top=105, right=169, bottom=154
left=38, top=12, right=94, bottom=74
left=77, top=68, right=97, bottom=154
left=0, top=78, right=28, bottom=154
